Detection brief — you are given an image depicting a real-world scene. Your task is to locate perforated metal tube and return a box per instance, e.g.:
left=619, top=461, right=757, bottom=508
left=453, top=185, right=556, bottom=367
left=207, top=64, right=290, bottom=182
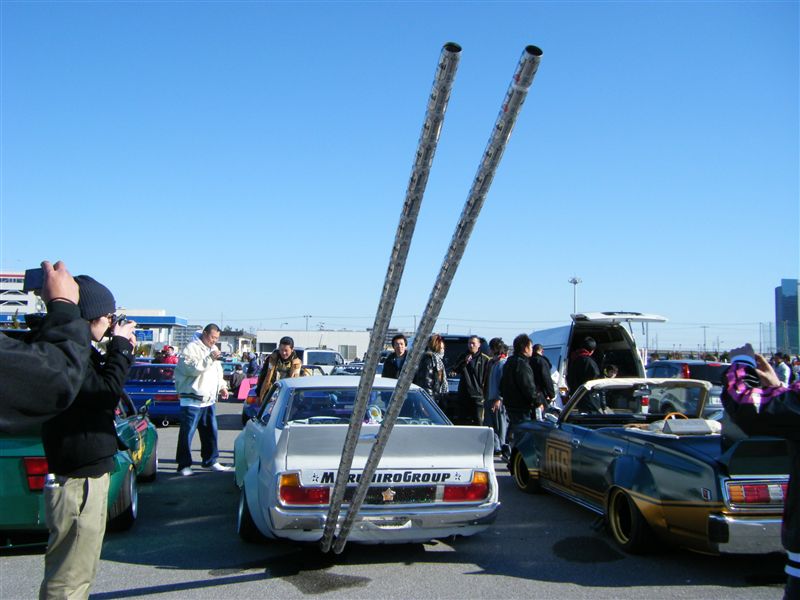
left=319, top=42, right=462, bottom=553
left=332, top=45, right=543, bottom=554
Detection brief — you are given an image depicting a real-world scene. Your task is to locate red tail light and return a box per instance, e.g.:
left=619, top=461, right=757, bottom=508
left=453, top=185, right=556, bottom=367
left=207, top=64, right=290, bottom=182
left=443, top=471, right=490, bottom=502
left=279, top=473, right=330, bottom=505
left=154, top=394, right=178, bottom=402
left=640, top=396, right=649, bottom=407
left=681, top=364, right=691, bottom=379
left=23, top=457, right=49, bottom=491
left=727, top=481, right=786, bottom=505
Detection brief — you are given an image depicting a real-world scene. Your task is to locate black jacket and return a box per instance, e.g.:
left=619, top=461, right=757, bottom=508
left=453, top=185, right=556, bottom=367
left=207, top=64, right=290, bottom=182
left=530, top=354, right=555, bottom=401
left=382, top=352, right=407, bottom=380
left=0, top=302, right=90, bottom=433
left=721, top=363, right=800, bottom=552
left=41, top=336, right=134, bottom=477
left=454, top=351, right=490, bottom=405
left=566, top=350, right=600, bottom=394
left=501, top=353, right=540, bottom=412
left=413, top=351, right=447, bottom=398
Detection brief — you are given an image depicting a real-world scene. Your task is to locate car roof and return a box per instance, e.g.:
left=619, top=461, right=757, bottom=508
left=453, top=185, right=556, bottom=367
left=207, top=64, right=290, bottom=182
left=649, top=359, right=730, bottom=366
left=279, top=375, right=414, bottom=390
left=581, top=377, right=712, bottom=391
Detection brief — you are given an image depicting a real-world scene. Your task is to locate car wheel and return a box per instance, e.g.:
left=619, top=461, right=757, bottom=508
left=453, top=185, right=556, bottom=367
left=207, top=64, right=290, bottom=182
left=138, top=443, right=158, bottom=483
left=512, top=451, right=541, bottom=494
left=607, top=487, right=653, bottom=553
left=237, top=488, right=265, bottom=543
left=109, top=466, right=138, bottom=531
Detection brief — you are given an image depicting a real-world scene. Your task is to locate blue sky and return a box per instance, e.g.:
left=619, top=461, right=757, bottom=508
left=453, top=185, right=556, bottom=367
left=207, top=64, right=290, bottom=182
left=1, top=1, right=797, bottom=353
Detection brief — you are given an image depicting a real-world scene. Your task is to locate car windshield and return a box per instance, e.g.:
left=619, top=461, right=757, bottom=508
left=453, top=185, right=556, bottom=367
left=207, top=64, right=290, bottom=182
left=127, top=366, right=174, bottom=382
left=306, top=352, right=338, bottom=366
left=282, top=387, right=448, bottom=426
left=569, top=381, right=708, bottom=418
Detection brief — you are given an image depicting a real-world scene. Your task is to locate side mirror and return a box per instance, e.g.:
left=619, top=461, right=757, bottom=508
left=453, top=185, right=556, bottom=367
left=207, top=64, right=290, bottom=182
left=544, top=412, right=559, bottom=424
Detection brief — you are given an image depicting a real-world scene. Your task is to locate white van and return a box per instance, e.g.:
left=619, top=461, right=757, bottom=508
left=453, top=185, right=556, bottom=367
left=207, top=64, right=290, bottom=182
left=300, top=347, right=346, bottom=375
left=531, top=312, right=666, bottom=402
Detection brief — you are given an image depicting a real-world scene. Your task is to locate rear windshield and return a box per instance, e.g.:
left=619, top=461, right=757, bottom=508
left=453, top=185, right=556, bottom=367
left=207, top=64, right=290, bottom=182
left=282, top=387, right=448, bottom=426
left=127, top=366, right=175, bottom=382
left=306, top=351, right=339, bottom=366
left=687, top=364, right=728, bottom=385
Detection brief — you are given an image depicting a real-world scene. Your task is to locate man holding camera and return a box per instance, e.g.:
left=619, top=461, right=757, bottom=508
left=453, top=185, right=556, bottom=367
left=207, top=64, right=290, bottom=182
left=39, top=275, right=137, bottom=600
left=0, top=261, right=90, bottom=433
left=174, top=323, right=230, bottom=476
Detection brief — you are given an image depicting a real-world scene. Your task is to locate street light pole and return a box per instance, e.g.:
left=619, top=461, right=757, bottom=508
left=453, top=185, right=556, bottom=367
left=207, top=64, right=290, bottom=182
left=568, top=276, right=582, bottom=314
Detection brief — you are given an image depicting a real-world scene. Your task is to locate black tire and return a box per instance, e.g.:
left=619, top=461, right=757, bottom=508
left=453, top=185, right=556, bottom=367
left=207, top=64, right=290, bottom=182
left=512, top=451, right=542, bottom=494
left=237, top=488, right=265, bottom=543
left=607, top=488, right=654, bottom=553
left=138, top=443, right=158, bottom=483
left=108, top=467, right=138, bottom=531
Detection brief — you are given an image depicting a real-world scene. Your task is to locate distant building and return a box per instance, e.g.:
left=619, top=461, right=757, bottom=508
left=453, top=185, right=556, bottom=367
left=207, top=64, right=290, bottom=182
left=0, top=272, right=44, bottom=325
left=219, top=329, right=256, bottom=356
left=255, top=330, right=371, bottom=361
left=775, top=278, right=799, bottom=354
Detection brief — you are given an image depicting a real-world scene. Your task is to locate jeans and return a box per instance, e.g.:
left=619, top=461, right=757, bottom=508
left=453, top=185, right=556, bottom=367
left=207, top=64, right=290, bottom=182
left=483, top=399, right=508, bottom=453
left=176, top=403, right=219, bottom=470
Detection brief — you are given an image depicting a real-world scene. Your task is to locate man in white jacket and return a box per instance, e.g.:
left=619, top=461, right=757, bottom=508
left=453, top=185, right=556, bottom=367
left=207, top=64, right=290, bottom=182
left=174, top=323, right=230, bottom=476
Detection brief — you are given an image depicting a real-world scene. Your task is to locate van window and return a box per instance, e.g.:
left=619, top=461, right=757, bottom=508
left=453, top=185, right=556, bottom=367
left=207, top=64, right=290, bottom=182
left=542, top=348, right=561, bottom=374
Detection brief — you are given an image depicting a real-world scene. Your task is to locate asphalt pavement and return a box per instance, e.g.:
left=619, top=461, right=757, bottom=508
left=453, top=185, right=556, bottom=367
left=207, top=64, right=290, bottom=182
left=0, top=401, right=787, bottom=599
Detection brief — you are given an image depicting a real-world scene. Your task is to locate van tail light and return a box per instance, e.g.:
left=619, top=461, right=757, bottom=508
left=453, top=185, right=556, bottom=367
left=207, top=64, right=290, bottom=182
left=443, top=471, right=490, bottom=502
left=279, top=473, right=330, bottom=505
left=727, top=481, right=787, bottom=505
left=681, top=364, right=691, bottom=379
left=23, top=457, right=49, bottom=492
left=154, top=394, right=178, bottom=402
left=640, top=396, right=649, bottom=415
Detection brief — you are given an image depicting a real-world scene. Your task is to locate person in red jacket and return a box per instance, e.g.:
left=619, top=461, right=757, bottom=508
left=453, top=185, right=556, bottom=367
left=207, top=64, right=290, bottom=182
left=161, top=345, right=179, bottom=364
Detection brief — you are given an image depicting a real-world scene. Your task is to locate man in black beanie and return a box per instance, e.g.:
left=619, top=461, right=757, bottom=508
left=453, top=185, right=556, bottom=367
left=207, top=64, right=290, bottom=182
left=39, top=276, right=137, bottom=600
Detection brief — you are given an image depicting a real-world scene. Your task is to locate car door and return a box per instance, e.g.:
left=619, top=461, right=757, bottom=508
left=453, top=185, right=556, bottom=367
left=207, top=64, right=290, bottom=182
left=540, top=410, right=589, bottom=503
left=242, top=383, right=281, bottom=470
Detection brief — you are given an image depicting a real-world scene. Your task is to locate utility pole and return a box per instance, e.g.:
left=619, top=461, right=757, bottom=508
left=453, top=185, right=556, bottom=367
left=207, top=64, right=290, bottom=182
left=568, top=276, right=582, bottom=314
left=304, top=315, right=311, bottom=331
left=701, top=325, right=709, bottom=354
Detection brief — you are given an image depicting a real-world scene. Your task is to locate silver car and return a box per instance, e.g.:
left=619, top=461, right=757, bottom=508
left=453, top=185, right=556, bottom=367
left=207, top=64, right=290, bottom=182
left=234, top=375, right=500, bottom=544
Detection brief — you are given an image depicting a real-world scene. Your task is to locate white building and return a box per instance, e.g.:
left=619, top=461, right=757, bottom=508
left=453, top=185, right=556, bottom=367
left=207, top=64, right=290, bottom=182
left=255, top=330, right=372, bottom=361
left=0, top=272, right=44, bottom=325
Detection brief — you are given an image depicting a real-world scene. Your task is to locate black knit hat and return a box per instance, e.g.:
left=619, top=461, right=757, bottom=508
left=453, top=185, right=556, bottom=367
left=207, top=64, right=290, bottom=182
left=74, top=275, right=116, bottom=321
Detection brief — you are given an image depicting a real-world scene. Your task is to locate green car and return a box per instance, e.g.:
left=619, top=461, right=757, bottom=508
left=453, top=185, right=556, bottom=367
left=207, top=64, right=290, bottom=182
left=0, top=393, right=158, bottom=548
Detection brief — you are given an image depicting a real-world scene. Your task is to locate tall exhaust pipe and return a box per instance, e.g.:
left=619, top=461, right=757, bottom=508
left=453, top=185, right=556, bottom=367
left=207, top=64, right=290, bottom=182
left=319, top=42, right=462, bottom=553
left=330, top=45, right=543, bottom=554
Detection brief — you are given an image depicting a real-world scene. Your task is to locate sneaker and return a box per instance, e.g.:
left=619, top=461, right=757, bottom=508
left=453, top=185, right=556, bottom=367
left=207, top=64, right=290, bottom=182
left=178, top=467, right=193, bottom=477
left=205, top=462, right=232, bottom=472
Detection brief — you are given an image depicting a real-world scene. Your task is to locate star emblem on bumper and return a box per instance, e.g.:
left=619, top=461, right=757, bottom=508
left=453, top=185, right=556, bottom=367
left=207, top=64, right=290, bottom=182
left=382, top=488, right=396, bottom=502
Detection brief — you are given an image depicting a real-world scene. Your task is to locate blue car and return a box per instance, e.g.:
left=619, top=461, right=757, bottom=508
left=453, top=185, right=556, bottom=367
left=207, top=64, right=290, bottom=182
left=124, top=363, right=181, bottom=427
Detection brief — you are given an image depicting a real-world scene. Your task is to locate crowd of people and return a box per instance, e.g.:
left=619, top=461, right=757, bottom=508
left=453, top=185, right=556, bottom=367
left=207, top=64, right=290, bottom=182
left=2, top=259, right=800, bottom=599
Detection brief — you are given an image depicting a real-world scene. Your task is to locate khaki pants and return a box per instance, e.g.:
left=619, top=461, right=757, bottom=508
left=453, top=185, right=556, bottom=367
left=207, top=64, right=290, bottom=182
left=40, top=473, right=110, bottom=600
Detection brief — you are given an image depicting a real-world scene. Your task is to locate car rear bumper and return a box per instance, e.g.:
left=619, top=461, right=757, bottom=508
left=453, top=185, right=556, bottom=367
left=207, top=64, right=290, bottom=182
left=708, top=513, right=784, bottom=554
left=268, top=502, right=500, bottom=544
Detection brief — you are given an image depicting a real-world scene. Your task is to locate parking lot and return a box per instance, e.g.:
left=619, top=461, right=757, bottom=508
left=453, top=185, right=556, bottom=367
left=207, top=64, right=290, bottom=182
left=0, top=401, right=788, bottom=599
